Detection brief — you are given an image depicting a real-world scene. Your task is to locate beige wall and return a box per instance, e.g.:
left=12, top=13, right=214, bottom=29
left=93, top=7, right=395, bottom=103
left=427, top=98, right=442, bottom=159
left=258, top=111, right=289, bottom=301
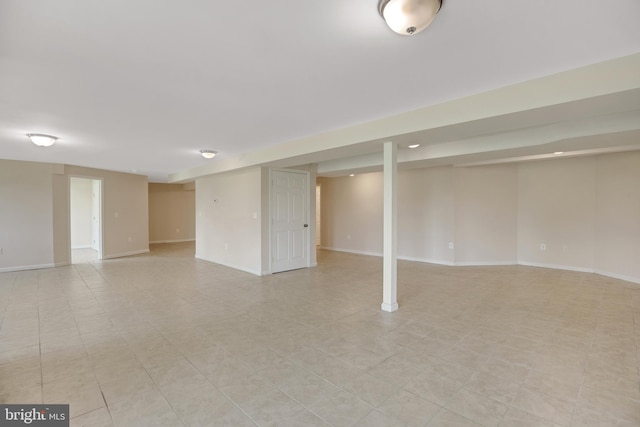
left=63, top=165, right=149, bottom=261
left=399, top=167, right=455, bottom=264
left=0, top=160, right=55, bottom=271
left=320, top=166, right=515, bottom=265
left=0, top=159, right=149, bottom=271
left=518, top=157, right=597, bottom=271
left=196, top=167, right=263, bottom=275
left=455, top=165, right=518, bottom=265
left=148, top=183, right=195, bottom=243
left=594, top=153, right=640, bottom=282
left=318, top=173, right=384, bottom=256
left=319, top=152, right=640, bottom=283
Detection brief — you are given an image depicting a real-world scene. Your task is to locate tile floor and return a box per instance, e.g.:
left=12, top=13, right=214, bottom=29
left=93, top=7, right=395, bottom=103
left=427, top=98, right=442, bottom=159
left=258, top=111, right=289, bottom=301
left=0, top=242, right=639, bottom=426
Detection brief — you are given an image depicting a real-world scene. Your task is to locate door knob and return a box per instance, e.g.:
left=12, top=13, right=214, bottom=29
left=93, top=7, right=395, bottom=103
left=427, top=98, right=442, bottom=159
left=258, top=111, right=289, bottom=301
left=303, top=224, right=309, bottom=228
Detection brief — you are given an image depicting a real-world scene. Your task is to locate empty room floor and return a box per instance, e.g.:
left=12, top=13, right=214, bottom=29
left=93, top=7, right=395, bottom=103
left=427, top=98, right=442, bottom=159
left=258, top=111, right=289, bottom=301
left=0, top=242, right=638, bottom=426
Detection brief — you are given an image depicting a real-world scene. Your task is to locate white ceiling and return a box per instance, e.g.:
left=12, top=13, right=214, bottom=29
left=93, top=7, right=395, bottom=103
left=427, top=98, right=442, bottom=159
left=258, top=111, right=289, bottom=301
left=1, top=0, right=640, bottom=182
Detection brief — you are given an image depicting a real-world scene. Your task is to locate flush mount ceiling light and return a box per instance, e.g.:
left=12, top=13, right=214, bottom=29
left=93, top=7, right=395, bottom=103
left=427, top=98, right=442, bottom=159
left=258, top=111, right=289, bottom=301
left=554, top=151, right=564, bottom=155
left=408, top=144, right=421, bottom=148
left=27, top=133, right=58, bottom=147
left=379, top=0, right=442, bottom=35
left=200, top=150, right=217, bottom=159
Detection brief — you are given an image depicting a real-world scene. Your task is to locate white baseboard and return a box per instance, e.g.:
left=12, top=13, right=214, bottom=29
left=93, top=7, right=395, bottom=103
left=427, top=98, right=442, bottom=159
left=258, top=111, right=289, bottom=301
left=195, top=254, right=262, bottom=276
left=102, top=249, right=150, bottom=260
left=593, top=269, right=640, bottom=285
left=320, top=246, right=383, bottom=258
left=455, top=261, right=518, bottom=267
left=398, top=255, right=455, bottom=266
left=150, top=239, right=195, bottom=244
left=518, top=261, right=594, bottom=274
left=320, top=247, right=457, bottom=267
left=320, top=248, right=640, bottom=284
left=0, top=263, right=55, bottom=273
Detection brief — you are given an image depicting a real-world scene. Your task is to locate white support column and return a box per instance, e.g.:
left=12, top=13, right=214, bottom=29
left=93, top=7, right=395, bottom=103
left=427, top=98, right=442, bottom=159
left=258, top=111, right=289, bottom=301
left=381, top=141, right=398, bottom=312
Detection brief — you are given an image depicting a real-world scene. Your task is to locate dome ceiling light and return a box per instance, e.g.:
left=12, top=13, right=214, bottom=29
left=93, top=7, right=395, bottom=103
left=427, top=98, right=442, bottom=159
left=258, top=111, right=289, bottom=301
left=27, top=133, right=58, bottom=147
left=200, top=150, right=217, bottom=159
left=379, top=0, right=442, bottom=36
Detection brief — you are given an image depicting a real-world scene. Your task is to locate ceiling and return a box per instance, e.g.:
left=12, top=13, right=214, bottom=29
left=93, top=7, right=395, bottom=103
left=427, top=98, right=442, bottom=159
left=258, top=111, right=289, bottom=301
left=1, top=1, right=640, bottom=182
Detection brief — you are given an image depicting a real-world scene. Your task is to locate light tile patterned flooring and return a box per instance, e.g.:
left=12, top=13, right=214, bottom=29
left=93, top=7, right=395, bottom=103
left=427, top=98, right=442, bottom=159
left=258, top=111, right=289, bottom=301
left=1, top=242, right=639, bottom=426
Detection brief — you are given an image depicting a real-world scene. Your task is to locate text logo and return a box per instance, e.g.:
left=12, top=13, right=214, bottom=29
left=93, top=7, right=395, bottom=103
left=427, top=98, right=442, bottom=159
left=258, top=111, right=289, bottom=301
left=1, top=405, right=69, bottom=427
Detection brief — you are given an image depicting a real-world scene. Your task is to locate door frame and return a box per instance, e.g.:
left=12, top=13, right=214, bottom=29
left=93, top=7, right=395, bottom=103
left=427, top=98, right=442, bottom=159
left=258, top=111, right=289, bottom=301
left=269, top=168, right=311, bottom=273
left=68, top=175, right=104, bottom=262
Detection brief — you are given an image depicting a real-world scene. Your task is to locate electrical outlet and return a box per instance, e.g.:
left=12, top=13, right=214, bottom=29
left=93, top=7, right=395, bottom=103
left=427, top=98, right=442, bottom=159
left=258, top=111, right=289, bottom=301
left=0, top=247, right=3, bottom=255
left=347, top=234, right=351, bottom=240
left=540, top=243, right=546, bottom=251
left=176, top=228, right=180, bottom=233
left=127, top=236, right=132, bottom=243
left=448, top=242, right=454, bottom=249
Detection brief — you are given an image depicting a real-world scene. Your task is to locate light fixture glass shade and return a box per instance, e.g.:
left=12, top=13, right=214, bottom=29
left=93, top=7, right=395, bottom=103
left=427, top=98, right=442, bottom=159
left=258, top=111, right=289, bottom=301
left=27, top=133, right=57, bottom=147
left=379, top=0, right=441, bottom=35
left=200, top=150, right=217, bottom=159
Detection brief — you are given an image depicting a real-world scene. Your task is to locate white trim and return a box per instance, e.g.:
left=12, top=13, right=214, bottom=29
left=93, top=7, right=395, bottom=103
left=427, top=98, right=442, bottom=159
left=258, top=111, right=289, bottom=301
left=319, top=247, right=458, bottom=266
left=0, top=263, right=55, bottom=273
left=319, top=247, right=640, bottom=286
left=454, top=261, right=518, bottom=267
left=195, top=254, right=263, bottom=276
left=320, top=246, right=383, bottom=258
left=71, top=245, right=93, bottom=249
left=518, top=261, right=594, bottom=273
left=102, top=249, right=150, bottom=259
left=593, top=269, right=640, bottom=285
left=381, top=302, right=399, bottom=312
left=398, top=255, right=455, bottom=266
left=149, top=239, right=195, bottom=244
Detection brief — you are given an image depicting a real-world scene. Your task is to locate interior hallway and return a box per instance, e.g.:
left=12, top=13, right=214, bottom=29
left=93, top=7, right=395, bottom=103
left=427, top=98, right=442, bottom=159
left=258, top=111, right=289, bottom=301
left=0, top=242, right=638, bottom=426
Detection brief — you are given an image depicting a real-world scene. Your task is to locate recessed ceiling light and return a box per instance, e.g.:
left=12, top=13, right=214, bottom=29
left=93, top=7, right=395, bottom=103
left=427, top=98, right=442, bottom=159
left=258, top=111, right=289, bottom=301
left=349, top=174, right=355, bottom=177
left=200, top=150, right=217, bottom=159
left=27, top=133, right=57, bottom=147
left=408, top=144, right=420, bottom=148
left=554, top=151, right=564, bottom=155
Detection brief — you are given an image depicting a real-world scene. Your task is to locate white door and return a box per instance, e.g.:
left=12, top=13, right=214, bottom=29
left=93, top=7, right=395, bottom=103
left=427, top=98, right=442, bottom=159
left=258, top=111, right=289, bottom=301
left=271, top=170, right=309, bottom=273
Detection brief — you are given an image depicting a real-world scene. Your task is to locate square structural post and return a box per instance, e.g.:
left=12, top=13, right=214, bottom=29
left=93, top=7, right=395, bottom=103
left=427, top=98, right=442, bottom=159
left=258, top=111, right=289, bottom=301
left=381, top=141, right=398, bottom=312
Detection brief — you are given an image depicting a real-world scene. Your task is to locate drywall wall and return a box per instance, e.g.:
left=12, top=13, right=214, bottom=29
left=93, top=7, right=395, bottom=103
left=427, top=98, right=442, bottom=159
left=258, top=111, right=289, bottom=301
left=319, top=154, right=640, bottom=283
left=70, top=177, right=93, bottom=248
left=319, top=167, right=456, bottom=264
left=0, top=159, right=149, bottom=271
left=518, top=157, right=597, bottom=271
left=62, top=165, right=149, bottom=261
left=148, top=183, right=195, bottom=243
left=398, top=167, right=455, bottom=264
left=454, top=165, right=518, bottom=265
left=196, top=167, right=263, bottom=275
left=0, top=160, right=55, bottom=271
left=594, top=152, right=640, bottom=282
left=319, top=173, right=384, bottom=256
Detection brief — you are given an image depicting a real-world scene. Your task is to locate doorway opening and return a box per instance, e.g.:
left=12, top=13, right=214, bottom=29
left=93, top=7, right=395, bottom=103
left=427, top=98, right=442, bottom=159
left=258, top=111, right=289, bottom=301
left=70, top=177, right=103, bottom=263
left=316, top=184, right=321, bottom=247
